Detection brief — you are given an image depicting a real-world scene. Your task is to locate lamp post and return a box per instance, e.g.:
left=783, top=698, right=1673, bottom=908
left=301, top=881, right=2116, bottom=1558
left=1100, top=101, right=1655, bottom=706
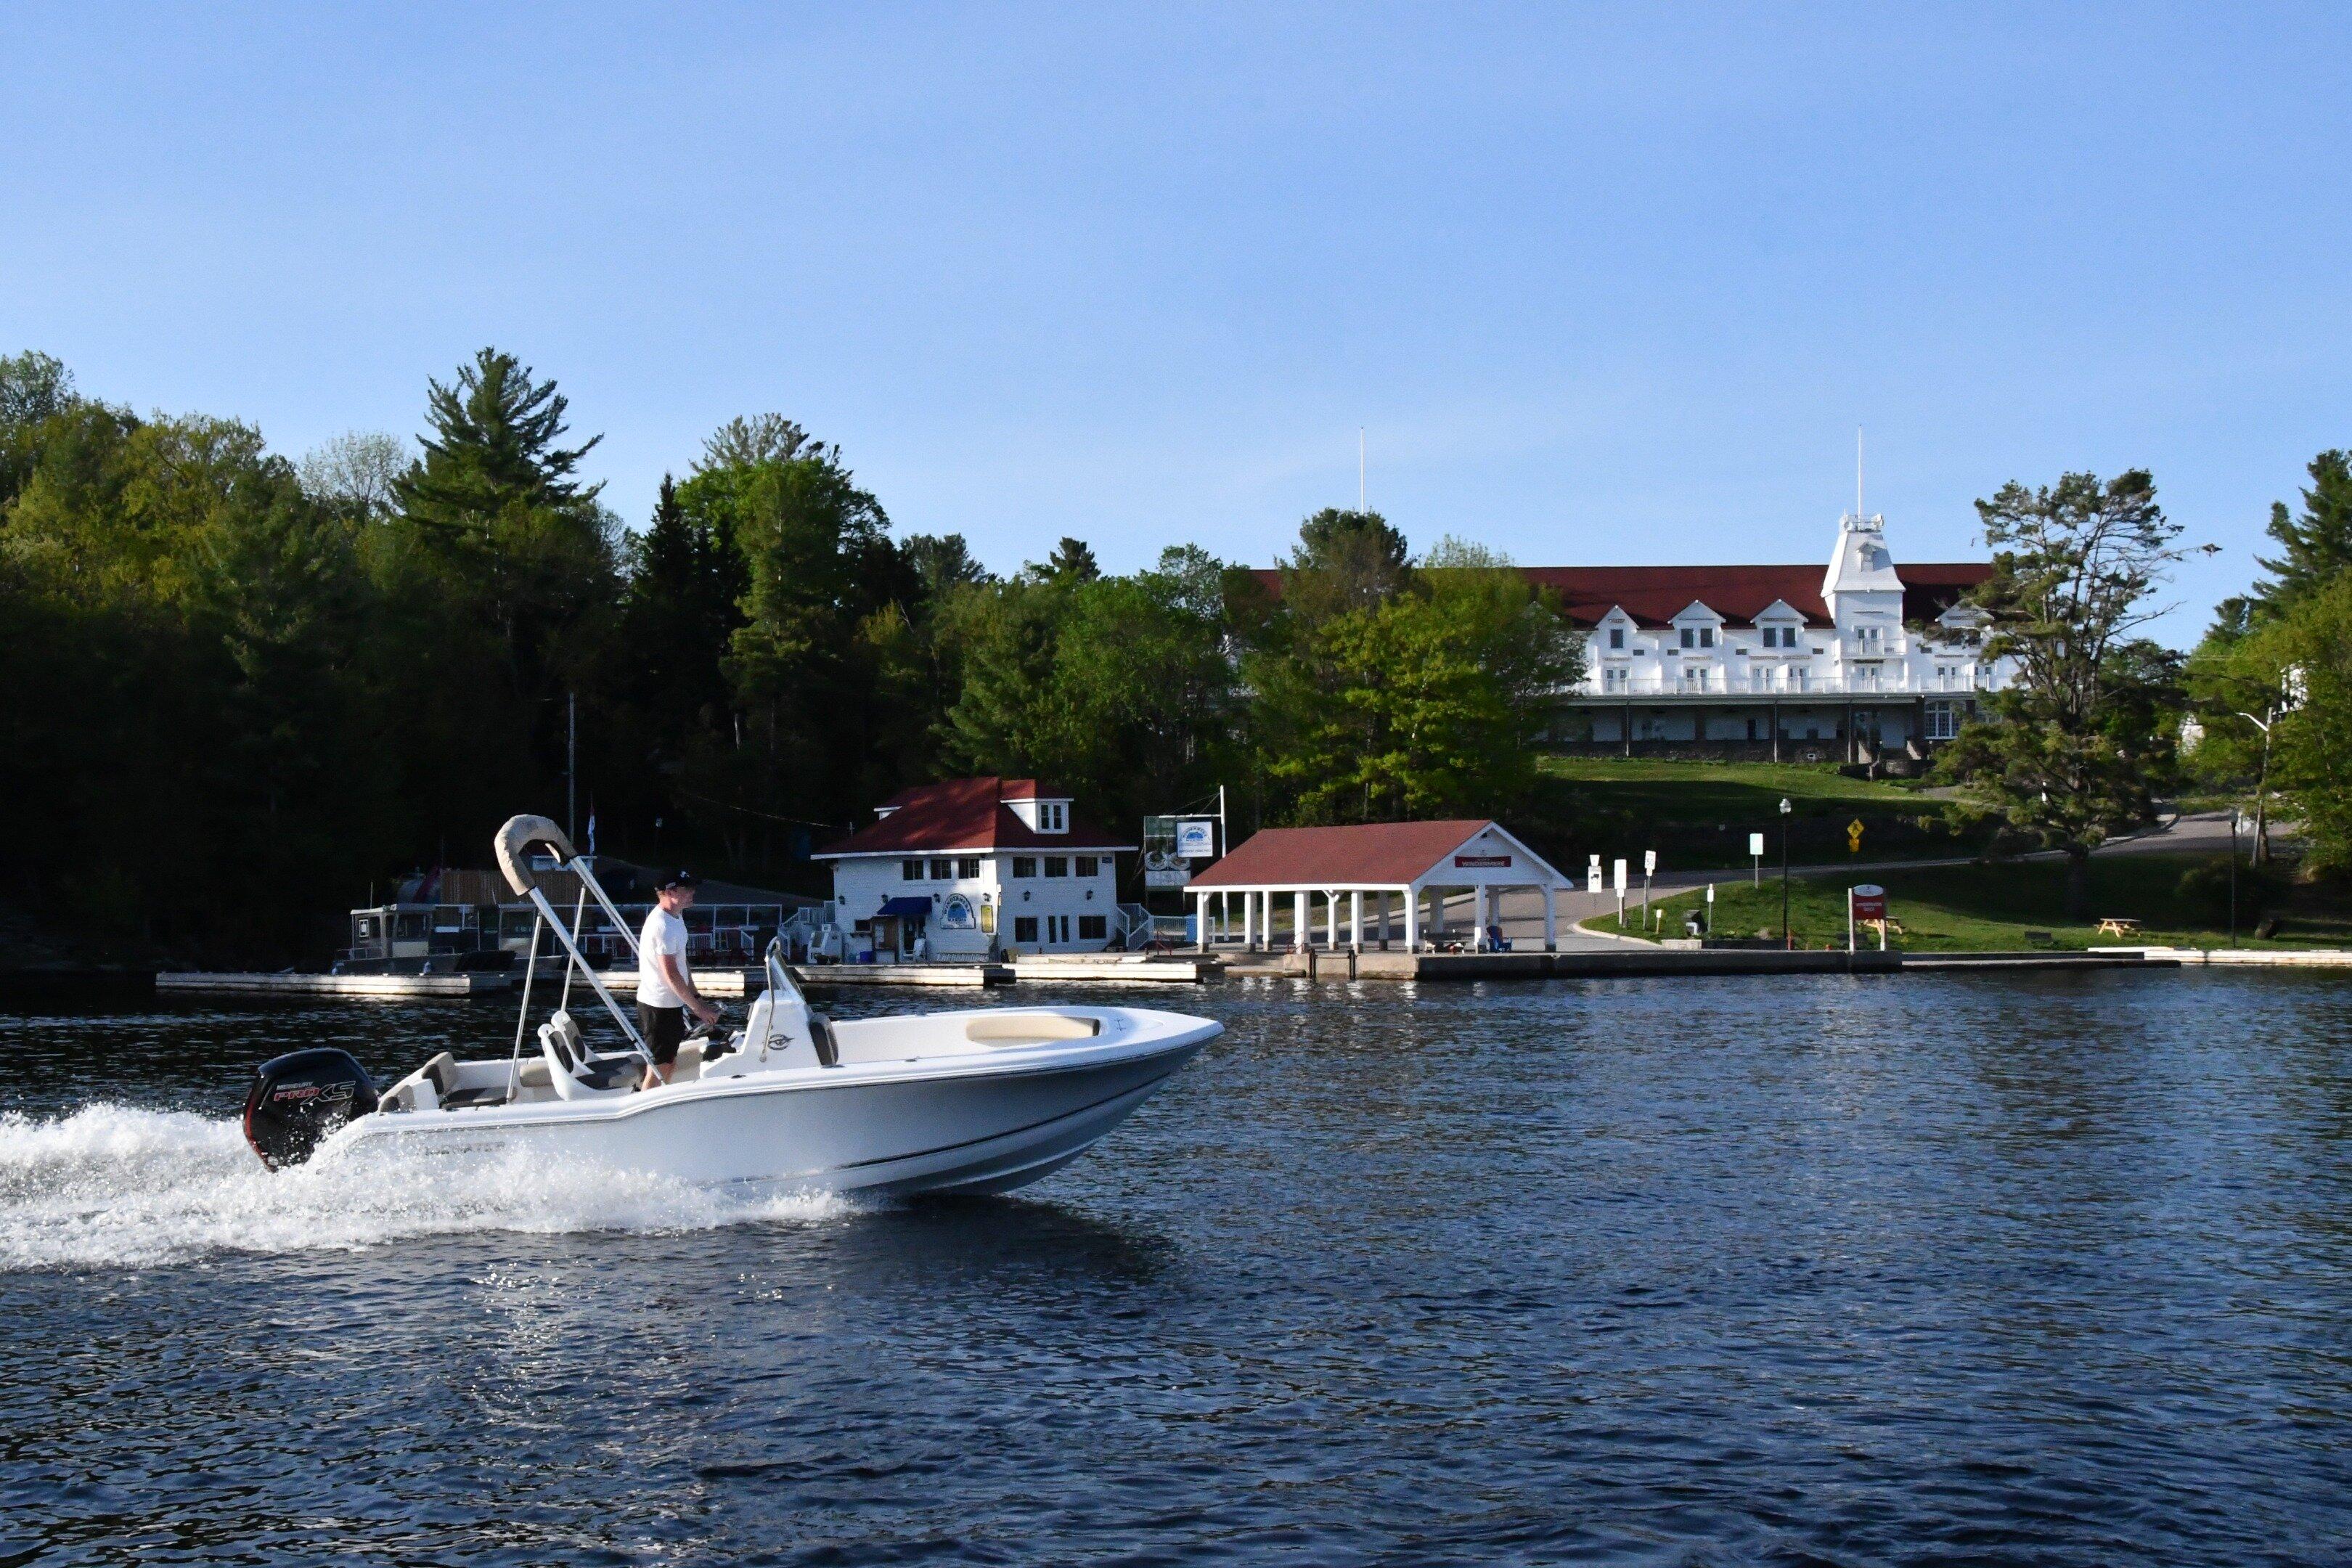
left=2229, top=807, right=2241, bottom=949
left=1779, top=797, right=1794, bottom=951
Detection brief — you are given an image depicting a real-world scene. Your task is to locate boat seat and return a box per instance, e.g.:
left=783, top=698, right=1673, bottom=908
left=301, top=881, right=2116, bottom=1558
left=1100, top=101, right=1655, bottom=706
left=440, top=1086, right=507, bottom=1110
left=420, top=1052, right=458, bottom=1096
left=964, top=1013, right=1100, bottom=1045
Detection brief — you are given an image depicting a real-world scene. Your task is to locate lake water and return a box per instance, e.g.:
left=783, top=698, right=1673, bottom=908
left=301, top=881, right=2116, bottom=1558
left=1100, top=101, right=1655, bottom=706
left=2, top=973, right=2348, bottom=1565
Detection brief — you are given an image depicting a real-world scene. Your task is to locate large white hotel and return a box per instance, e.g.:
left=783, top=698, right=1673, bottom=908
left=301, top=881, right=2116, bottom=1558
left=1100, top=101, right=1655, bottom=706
left=1532, top=509, right=2014, bottom=768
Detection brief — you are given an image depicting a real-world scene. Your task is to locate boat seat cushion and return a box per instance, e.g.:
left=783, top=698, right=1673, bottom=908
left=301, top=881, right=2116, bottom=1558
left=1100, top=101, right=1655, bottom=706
left=516, top=1059, right=551, bottom=1089
left=965, top=1013, right=1100, bottom=1044
left=420, top=1052, right=458, bottom=1095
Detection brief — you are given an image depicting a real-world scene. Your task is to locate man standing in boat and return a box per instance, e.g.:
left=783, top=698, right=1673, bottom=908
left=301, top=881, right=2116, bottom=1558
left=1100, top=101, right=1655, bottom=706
left=638, top=870, right=719, bottom=1089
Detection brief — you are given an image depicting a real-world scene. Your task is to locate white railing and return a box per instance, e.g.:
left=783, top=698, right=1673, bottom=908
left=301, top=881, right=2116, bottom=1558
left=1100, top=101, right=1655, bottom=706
left=1579, top=666, right=1996, bottom=698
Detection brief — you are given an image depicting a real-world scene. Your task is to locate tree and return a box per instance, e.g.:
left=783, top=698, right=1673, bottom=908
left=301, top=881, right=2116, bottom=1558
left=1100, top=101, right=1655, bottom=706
left=1935, top=470, right=2188, bottom=916
left=298, top=430, right=409, bottom=524
left=2250, top=449, right=2352, bottom=618
left=0, top=351, right=82, bottom=509
left=1248, top=537, right=1578, bottom=824
left=939, top=547, right=1241, bottom=823
left=1040, top=536, right=1100, bottom=583
left=698, top=413, right=822, bottom=472
left=1281, top=507, right=1410, bottom=625
left=2241, top=576, right=2352, bottom=875
left=902, top=532, right=993, bottom=600
left=391, top=348, right=620, bottom=717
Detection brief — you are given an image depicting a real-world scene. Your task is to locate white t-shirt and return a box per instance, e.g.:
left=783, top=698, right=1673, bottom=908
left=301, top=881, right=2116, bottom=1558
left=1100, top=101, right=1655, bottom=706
left=638, top=907, right=690, bottom=1008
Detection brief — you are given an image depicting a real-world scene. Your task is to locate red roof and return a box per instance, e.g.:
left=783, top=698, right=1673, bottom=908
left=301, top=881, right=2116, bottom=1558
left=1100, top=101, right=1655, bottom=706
left=1188, top=820, right=1503, bottom=888
left=1246, top=562, right=1991, bottom=629
left=814, top=777, right=1131, bottom=857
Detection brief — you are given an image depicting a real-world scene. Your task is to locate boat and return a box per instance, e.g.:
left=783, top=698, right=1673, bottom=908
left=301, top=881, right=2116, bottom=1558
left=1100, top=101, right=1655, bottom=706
left=240, top=815, right=1219, bottom=1196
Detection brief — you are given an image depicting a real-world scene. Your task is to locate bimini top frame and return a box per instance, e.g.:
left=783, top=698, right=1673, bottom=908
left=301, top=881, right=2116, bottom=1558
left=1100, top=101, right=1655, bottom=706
left=495, top=814, right=654, bottom=1073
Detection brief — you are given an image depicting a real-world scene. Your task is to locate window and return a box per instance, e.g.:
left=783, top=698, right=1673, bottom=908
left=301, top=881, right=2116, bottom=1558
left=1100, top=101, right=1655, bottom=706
left=1926, top=700, right=1959, bottom=741
left=957, top=857, right=981, bottom=879
left=1050, top=915, right=1071, bottom=942
left=1013, top=916, right=1039, bottom=943
left=1079, top=915, right=1107, bottom=941
left=1011, top=856, right=1037, bottom=878
left=1609, top=627, right=1625, bottom=650
left=1044, top=856, right=1069, bottom=878
left=1074, top=855, right=1098, bottom=877
left=928, top=857, right=952, bottom=879
left=1855, top=625, right=1883, bottom=653
left=902, top=859, right=923, bottom=881
left=1680, top=626, right=1696, bottom=649
left=1699, top=626, right=1715, bottom=649
left=1036, top=801, right=1067, bottom=832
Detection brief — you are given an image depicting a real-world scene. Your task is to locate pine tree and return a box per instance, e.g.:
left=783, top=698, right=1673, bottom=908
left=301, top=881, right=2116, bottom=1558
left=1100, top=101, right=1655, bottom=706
left=2251, top=449, right=2352, bottom=619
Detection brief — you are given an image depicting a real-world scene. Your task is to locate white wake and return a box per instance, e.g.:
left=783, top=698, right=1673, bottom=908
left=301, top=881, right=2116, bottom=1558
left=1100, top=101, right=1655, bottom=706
left=0, top=1103, right=846, bottom=1271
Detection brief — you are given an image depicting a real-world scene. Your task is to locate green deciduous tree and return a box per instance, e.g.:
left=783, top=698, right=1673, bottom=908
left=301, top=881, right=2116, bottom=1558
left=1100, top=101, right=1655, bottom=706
left=939, top=547, right=1240, bottom=826
left=1936, top=470, right=2188, bottom=916
left=1248, top=534, right=1578, bottom=825
left=2244, top=575, right=2352, bottom=875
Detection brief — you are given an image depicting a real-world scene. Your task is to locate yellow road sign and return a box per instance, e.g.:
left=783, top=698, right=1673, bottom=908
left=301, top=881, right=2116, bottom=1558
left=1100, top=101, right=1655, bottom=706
left=1847, top=818, right=1865, bottom=853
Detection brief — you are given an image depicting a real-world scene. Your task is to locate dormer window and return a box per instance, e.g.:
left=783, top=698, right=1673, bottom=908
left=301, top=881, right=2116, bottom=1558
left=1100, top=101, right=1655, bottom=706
left=1678, top=626, right=1715, bottom=650
left=1609, top=627, right=1625, bottom=650
left=1038, top=801, right=1067, bottom=833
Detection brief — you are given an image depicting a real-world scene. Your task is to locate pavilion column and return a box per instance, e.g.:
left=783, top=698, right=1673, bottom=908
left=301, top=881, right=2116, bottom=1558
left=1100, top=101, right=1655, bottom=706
left=1543, top=886, right=1557, bottom=952
left=1403, top=885, right=1421, bottom=950
left=1428, top=886, right=1445, bottom=941
left=1242, top=892, right=1256, bottom=951
left=1472, top=886, right=1488, bottom=948
left=1378, top=890, right=1392, bottom=950
left=1324, top=891, right=1338, bottom=949
left=1292, top=891, right=1309, bottom=952
left=1195, top=891, right=1209, bottom=951
left=1349, top=890, right=1363, bottom=951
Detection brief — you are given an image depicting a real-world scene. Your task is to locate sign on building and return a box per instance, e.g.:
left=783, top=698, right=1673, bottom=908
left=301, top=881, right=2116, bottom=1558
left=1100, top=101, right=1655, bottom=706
left=1175, top=819, right=1217, bottom=859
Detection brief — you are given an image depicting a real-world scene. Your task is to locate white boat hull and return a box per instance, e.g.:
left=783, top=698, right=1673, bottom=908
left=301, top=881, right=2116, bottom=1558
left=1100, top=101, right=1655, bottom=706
left=323, top=1006, right=1215, bottom=1197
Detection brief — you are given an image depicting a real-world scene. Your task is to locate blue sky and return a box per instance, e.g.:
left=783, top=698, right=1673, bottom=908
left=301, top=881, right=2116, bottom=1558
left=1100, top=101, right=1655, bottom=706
left=6, top=4, right=2349, bottom=643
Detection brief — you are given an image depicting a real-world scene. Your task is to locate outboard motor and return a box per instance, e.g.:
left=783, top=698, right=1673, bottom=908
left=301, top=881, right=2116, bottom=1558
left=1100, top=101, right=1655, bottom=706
left=242, top=1048, right=378, bottom=1169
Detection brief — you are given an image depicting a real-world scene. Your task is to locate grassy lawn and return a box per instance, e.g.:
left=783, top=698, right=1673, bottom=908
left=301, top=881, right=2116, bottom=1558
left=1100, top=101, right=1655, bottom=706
left=1535, top=756, right=1972, bottom=868
left=1586, top=851, right=2352, bottom=952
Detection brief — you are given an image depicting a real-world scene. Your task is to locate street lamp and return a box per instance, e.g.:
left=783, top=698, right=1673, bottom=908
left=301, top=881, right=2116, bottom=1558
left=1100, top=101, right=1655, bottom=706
left=1779, top=797, right=1794, bottom=951
left=2229, top=807, right=2242, bottom=949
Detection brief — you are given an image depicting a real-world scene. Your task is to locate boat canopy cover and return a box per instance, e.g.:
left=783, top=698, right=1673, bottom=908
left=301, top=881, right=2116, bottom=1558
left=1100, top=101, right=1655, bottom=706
left=875, top=896, right=931, bottom=923
left=495, top=814, right=579, bottom=897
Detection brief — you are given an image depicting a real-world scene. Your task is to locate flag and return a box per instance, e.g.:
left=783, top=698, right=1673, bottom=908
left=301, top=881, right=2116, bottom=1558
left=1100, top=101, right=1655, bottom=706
left=587, top=806, right=597, bottom=855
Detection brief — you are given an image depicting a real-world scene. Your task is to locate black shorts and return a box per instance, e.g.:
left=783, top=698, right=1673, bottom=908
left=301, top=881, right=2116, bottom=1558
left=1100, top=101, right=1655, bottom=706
left=637, top=1003, right=687, bottom=1066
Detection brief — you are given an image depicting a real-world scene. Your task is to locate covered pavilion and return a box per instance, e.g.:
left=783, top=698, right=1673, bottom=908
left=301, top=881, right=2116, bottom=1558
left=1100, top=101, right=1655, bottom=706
left=1185, top=820, right=1577, bottom=952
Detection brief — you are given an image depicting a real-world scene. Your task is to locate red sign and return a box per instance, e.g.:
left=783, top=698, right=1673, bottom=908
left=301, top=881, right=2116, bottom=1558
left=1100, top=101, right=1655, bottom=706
left=1455, top=854, right=1511, bottom=868
left=1850, top=885, right=1887, bottom=920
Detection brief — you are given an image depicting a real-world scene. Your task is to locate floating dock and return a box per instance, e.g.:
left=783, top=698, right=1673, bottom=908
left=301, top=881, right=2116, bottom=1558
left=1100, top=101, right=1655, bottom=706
left=158, top=971, right=520, bottom=999
left=1215, top=947, right=2179, bottom=980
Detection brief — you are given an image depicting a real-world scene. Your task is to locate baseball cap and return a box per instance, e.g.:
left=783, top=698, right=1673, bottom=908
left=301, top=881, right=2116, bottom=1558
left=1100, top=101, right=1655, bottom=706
left=656, top=870, right=701, bottom=891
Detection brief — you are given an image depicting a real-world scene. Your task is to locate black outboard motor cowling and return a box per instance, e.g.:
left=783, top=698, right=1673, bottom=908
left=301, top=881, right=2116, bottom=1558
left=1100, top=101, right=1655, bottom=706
left=243, top=1048, right=378, bottom=1169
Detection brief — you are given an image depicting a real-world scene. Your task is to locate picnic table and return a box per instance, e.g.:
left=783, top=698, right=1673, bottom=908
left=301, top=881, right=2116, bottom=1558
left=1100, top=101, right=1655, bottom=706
left=2094, top=918, right=2142, bottom=939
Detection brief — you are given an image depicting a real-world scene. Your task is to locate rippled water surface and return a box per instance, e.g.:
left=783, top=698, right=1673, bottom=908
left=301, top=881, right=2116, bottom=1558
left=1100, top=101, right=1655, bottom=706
left=3, top=972, right=2350, bottom=1564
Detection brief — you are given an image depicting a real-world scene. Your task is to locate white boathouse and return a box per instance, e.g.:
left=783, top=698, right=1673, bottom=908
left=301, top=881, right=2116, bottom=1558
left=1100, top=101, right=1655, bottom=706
left=1185, top=820, right=1577, bottom=952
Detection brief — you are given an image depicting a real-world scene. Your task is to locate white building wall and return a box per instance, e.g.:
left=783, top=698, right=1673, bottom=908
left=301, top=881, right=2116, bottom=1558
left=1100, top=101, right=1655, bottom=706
left=828, top=848, right=1121, bottom=960
left=1574, top=513, right=2014, bottom=713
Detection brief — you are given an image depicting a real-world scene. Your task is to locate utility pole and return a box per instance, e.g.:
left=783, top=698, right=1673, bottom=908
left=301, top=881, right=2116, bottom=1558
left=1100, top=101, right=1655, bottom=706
left=2229, top=808, right=2240, bottom=949
left=566, top=692, right=577, bottom=844
left=1779, top=797, right=1793, bottom=950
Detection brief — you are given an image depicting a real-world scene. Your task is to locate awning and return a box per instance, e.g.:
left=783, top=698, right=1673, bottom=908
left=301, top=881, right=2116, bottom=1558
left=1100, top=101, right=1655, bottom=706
left=875, top=896, right=931, bottom=923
